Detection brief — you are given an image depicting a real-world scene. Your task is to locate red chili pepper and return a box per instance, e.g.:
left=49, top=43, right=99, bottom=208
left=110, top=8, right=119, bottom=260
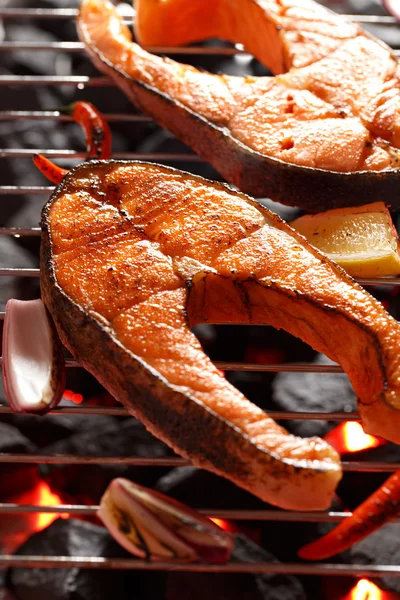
left=298, top=470, right=400, bottom=560
left=34, top=101, right=111, bottom=183
left=33, top=154, right=67, bottom=185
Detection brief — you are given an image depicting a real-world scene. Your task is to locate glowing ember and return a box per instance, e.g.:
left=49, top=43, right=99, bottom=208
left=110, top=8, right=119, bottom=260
left=324, top=421, right=384, bottom=455
left=343, top=422, right=382, bottom=453
left=209, top=518, right=236, bottom=533
left=33, top=481, right=69, bottom=531
left=350, top=579, right=383, bottom=600
left=63, top=389, right=84, bottom=404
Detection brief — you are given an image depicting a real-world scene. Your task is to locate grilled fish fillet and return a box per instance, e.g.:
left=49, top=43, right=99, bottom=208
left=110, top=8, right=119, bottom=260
left=41, top=162, right=400, bottom=509
left=77, top=0, right=400, bottom=210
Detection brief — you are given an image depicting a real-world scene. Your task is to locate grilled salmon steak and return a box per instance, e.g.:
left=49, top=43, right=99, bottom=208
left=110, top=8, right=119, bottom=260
left=41, top=162, right=400, bottom=509
left=77, top=0, right=400, bottom=211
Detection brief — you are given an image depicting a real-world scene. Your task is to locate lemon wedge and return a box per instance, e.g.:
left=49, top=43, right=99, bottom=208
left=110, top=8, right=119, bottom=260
left=291, top=202, right=400, bottom=278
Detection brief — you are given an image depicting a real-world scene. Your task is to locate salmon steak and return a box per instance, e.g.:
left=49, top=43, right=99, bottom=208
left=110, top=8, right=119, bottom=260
left=77, top=0, right=400, bottom=211
left=41, top=161, right=400, bottom=509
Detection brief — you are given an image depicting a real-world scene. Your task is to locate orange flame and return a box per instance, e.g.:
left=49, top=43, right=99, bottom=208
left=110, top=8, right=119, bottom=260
left=342, top=422, right=382, bottom=453
left=33, top=481, right=69, bottom=531
left=350, top=579, right=383, bottom=600
left=324, top=421, right=384, bottom=455
left=210, top=518, right=236, bottom=533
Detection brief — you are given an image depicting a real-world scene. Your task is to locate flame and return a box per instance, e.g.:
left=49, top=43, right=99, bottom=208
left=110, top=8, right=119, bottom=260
left=63, top=389, right=84, bottom=404
left=33, top=481, right=69, bottom=531
left=210, top=518, right=235, bottom=533
left=342, top=422, right=382, bottom=453
left=351, top=579, right=383, bottom=600
left=324, top=421, right=384, bottom=455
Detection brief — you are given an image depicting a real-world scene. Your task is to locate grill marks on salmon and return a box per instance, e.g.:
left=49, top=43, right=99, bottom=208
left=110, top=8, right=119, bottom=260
left=42, top=162, right=400, bottom=509
left=78, top=0, right=400, bottom=175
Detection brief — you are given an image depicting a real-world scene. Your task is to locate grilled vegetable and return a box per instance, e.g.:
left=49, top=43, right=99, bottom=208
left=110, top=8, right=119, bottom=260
left=98, top=477, right=233, bottom=563
left=2, top=299, right=66, bottom=415
left=34, top=101, right=111, bottom=184
left=383, top=0, right=400, bottom=23
left=298, top=470, right=400, bottom=560
left=41, top=161, right=400, bottom=508
left=78, top=0, right=400, bottom=211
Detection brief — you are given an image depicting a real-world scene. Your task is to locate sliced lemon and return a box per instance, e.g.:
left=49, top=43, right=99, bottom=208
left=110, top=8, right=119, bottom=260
left=291, top=202, right=400, bottom=278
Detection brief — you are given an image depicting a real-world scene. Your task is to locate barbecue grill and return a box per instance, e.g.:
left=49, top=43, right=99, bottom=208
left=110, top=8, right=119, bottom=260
left=1, top=1, right=400, bottom=594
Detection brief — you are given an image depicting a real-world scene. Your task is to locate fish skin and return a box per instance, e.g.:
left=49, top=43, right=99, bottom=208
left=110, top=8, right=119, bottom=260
left=41, top=161, right=400, bottom=509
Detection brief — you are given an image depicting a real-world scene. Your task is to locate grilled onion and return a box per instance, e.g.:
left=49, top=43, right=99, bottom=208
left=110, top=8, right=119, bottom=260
left=98, top=478, right=234, bottom=563
left=2, top=299, right=66, bottom=414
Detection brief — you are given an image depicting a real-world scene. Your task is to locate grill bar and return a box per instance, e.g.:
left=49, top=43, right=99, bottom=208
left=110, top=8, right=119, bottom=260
left=0, top=404, right=358, bottom=420
left=0, top=227, right=41, bottom=237
left=4, top=504, right=399, bottom=526
left=0, top=354, right=345, bottom=372
left=0, top=7, right=397, bottom=26
left=0, top=111, right=152, bottom=123
left=2, top=41, right=400, bottom=58
left=0, top=356, right=347, bottom=373
left=0, top=454, right=393, bottom=471
left=0, top=268, right=40, bottom=277
left=0, top=41, right=245, bottom=56
left=0, top=556, right=399, bottom=576
left=0, top=186, right=54, bottom=195
left=0, top=149, right=200, bottom=161
left=0, top=504, right=370, bottom=522
left=0, top=76, right=111, bottom=87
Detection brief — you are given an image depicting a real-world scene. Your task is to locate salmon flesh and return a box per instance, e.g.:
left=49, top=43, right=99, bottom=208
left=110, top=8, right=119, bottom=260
left=77, top=0, right=400, bottom=210
left=41, top=162, right=400, bottom=509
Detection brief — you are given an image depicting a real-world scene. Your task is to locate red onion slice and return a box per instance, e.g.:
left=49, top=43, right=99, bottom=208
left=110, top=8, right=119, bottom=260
left=382, top=0, right=400, bottom=22
left=98, top=478, right=234, bottom=563
left=2, top=299, right=66, bottom=414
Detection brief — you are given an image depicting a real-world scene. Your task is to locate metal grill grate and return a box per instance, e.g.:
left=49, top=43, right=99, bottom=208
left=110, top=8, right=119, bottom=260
left=1, top=1, right=400, bottom=579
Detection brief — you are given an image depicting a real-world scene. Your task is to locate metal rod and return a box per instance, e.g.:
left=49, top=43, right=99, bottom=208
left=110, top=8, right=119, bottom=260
left=1, top=504, right=396, bottom=524
left=0, top=7, right=398, bottom=26
left=0, top=454, right=394, bottom=471
left=0, top=227, right=41, bottom=237
left=0, top=186, right=54, bottom=195
left=0, top=149, right=200, bottom=161
left=0, top=404, right=359, bottom=421
left=215, top=361, right=344, bottom=372
left=0, top=556, right=399, bottom=576
left=0, top=41, right=399, bottom=57
left=0, top=268, right=40, bottom=277
left=0, top=111, right=152, bottom=123
left=0, top=454, right=189, bottom=466
left=0, top=264, right=397, bottom=289
left=0, top=41, right=244, bottom=56
left=0, top=355, right=345, bottom=372
left=0, top=76, right=111, bottom=87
